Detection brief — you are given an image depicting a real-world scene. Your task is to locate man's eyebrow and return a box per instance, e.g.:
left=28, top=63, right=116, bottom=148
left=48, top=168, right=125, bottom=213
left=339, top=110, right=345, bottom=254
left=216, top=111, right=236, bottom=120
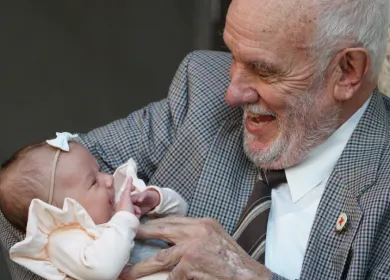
left=251, top=60, right=282, bottom=75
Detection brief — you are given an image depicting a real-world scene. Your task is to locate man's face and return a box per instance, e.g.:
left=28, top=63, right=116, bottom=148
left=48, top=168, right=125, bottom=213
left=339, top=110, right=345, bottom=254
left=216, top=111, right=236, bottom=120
left=224, top=0, right=341, bottom=169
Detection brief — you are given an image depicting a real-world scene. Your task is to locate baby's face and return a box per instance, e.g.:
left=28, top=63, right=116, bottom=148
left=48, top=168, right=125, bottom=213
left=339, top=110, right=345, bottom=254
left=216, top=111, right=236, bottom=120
left=52, top=143, right=116, bottom=224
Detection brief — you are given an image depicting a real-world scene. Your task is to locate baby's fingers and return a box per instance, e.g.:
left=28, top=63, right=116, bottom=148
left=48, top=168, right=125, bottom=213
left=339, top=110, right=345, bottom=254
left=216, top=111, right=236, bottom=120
left=137, top=191, right=149, bottom=203
left=116, top=178, right=135, bottom=213
left=134, top=205, right=142, bottom=218
left=132, top=191, right=148, bottom=204
left=131, top=193, right=141, bottom=203
left=130, top=182, right=136, bottom=192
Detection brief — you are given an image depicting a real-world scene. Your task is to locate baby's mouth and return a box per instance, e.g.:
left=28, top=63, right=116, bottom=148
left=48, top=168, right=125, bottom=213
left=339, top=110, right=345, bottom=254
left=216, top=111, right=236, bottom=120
left=109, top=196, right=115, bottom=209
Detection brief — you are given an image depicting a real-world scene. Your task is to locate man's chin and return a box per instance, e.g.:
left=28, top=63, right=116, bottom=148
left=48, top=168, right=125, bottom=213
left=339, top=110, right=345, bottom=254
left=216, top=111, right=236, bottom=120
left=244, top=137, right=274, bottom=155
left=244, top=144, right=274, bottom=165
left=243, top=138, right=287, bottom=170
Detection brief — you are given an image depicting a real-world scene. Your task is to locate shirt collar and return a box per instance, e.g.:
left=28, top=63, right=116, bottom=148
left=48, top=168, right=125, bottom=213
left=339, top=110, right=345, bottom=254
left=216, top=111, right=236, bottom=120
left=285, top=96, right=371, bottom=203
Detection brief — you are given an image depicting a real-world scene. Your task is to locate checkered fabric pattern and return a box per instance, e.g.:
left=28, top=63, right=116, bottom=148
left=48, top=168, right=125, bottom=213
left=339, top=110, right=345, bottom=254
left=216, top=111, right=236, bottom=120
left=1, top=50, right=390, bottom=279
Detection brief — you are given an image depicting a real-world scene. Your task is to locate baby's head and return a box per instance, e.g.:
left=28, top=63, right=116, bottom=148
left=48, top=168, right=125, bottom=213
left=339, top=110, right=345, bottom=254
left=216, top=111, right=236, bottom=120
left=0, top=135, right=116, bottom=233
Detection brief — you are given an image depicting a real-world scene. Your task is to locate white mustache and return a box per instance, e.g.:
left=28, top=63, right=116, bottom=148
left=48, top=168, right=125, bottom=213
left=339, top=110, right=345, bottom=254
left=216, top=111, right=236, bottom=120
left=242, top=104, right=276, bottom=117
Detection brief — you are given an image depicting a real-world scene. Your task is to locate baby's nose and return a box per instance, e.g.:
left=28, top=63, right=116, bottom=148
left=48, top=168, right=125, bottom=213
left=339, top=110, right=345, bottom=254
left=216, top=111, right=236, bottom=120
left=103, top=174, right=114, bottom=189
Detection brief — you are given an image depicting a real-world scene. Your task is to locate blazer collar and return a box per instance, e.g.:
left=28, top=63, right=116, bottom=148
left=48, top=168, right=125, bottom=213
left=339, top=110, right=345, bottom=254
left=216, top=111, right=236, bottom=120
left=335, top=89, right=390, bottom=197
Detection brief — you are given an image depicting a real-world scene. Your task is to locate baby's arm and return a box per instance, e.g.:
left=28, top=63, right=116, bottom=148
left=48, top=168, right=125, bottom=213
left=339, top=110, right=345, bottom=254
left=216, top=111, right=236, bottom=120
left=145, top=186, right=188, bottom=217
left=47, top=211, right=139, bottom=280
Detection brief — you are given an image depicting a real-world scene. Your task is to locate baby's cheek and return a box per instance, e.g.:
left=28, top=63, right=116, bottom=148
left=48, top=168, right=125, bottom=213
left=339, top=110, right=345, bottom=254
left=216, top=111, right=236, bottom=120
left=95, top=211, right=109, bottom=224
left=89, top=205, right=109, bottom=224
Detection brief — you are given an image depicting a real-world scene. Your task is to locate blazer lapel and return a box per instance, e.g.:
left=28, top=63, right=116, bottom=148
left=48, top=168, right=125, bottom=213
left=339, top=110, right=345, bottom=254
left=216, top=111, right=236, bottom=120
left=189, top=118, right=259, bottom=234
left=300, top=90, right=390, bottom=279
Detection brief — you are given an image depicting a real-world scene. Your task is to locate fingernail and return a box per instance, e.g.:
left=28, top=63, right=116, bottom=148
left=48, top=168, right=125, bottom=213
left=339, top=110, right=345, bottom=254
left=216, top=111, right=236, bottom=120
left=121, top=265, right=130, bottom=275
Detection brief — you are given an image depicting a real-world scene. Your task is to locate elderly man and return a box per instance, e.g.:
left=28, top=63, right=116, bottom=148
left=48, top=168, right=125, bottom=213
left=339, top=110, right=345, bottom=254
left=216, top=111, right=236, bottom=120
left=97, top=0, right=390, bottom=279
left=1, top=0, right=389, bottom=279
left=117, top=0, right=388, bottom=279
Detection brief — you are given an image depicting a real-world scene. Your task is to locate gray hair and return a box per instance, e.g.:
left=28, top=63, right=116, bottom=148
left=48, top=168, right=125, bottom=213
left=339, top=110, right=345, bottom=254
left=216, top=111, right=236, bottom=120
left=313, top=0, right=389, bottom=80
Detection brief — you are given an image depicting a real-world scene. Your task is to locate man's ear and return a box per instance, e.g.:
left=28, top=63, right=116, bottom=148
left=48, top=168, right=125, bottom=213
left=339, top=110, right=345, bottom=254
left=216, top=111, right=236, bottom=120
left=333, top=48, right=370, bottom=101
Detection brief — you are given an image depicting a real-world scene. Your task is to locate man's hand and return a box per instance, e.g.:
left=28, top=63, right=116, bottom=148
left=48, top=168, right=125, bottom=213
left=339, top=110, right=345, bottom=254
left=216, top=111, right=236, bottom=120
left=121, top=217, right=273, bottom=280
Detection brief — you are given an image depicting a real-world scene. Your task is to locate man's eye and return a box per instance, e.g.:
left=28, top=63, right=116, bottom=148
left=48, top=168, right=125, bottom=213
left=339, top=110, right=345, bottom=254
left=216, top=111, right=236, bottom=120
left=250, top=65, right=268, bottom=76
left=257, top=72, right=270, bottom=78
left=257, top=71, right=280, bottom=83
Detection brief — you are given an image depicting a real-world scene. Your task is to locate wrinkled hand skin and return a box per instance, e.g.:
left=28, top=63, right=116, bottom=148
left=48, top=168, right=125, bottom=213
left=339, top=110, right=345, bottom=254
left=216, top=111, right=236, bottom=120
left=121, top=217, right=273, bottom=280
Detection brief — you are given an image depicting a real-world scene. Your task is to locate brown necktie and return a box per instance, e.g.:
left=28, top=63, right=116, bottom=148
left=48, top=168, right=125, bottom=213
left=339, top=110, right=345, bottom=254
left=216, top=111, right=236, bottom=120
left=233, top=169, right=287, bottom=264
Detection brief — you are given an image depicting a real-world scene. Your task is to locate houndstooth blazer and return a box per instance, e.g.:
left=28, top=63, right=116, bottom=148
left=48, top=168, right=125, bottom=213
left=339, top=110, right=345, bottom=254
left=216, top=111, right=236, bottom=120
left=1, top=51, right=390, bottom=280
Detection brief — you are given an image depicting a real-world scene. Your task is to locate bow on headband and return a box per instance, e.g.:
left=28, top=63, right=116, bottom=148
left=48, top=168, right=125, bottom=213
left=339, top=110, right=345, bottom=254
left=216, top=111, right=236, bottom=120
left=46, top=132, right=78, bottom=152
left=45, top=132, right=78, bottom=204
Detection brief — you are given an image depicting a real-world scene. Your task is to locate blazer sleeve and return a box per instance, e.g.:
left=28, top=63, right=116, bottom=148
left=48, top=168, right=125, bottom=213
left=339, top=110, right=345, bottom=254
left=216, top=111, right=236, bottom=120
left=367, top=205, right=390, bottom=279
left=75, top=52, right=195, bottom=181
left=271, top=274, right=289, bottom=280
left=47, top=211, right=139, bottom=280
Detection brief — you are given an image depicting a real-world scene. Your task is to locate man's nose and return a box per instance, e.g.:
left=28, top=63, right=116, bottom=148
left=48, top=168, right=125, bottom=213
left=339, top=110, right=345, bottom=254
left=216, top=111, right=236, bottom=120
left=225, top=84, right=259, bottom=106
left=225, top=66, right=259, bottom=106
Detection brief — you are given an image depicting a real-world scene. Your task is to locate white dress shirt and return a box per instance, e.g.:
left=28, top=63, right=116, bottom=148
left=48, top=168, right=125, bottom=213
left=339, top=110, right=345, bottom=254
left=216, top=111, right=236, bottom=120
left=265, top=97, right=371, bottom=280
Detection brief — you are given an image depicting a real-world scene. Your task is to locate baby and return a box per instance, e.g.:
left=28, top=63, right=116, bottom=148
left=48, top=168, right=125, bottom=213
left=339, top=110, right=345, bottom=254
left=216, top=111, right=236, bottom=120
left=0, top=132, right=188, bottom=280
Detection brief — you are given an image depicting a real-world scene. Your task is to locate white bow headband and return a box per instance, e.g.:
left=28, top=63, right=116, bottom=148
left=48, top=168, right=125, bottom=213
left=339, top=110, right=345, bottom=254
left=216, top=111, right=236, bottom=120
left=46, top=132, right=78, bottom=204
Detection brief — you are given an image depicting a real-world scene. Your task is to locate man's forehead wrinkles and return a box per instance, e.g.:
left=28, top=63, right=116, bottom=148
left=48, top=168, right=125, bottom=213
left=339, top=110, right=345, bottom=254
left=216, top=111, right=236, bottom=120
left=225, top=0, right=316, bottom=73
left=235, top=0, right=273, bottom=13
left=224, top=19, right=275, bottom=48
left=227, top=1, right=310, bottom=41
left=224, top=26, right=287, bottom=69
left=235, top=6, right=281, bottom=30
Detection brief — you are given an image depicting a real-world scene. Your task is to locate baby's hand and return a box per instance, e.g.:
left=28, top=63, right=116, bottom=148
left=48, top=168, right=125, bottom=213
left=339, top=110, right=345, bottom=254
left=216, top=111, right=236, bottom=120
left=116, top=177, right=141, bottom=217
left=131, top=188, right=161, bottom=216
